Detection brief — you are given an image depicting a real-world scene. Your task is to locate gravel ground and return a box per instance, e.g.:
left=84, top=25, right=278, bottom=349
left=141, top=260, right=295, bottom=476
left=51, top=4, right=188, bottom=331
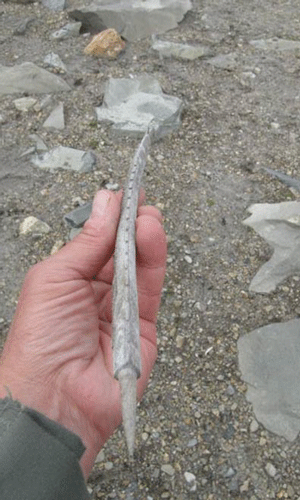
left=1, top=0, right=300, bottom=498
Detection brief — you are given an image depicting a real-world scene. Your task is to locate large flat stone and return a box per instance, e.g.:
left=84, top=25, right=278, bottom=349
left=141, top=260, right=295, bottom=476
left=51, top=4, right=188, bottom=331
left=238, top=319, right=300, bottom=441
left=243, top=201, right=300, bottom=293
left=32, top=146, right=96, bottom=172
left=68, top=0, right=192, bottom=41
left=96, top=75, right=183, bottom=137
left=0, top=62, right=71, bottom=95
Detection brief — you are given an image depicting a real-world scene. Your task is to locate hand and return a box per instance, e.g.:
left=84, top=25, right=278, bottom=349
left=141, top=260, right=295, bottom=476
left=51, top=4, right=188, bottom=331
left=0, top=190, right=167, bottom=478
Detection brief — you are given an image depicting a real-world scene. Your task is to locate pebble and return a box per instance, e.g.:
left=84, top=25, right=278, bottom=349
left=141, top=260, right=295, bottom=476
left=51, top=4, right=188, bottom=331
left=14, top=97, right=37, bottom=112
left=250, top=418, right=259, bottom=433
left=175, top=334, right=185, bottom=348
left=161, top=464, right=175, bottom=476
left=105, top=461, right=113, bottom=470
left=95, top=449, right=105, bottom=462
left=224, top=467, right=235, bottom=478
left=43, top=52, right=67, bottom=72
left=265, top=462, right=276, bottom=477
left=184, top=255, right=192, bottom=264
left=19, top=216, right=51, bottom=236
left=50, top=240, right=64, bottom=255
left=184, top=471, right=197, bottom=491
left=187, top=438, right=198, bottom=447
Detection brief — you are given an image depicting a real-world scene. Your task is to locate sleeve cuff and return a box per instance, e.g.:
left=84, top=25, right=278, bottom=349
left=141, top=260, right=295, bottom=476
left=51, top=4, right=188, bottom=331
left=0, top=397, right=90, bottom=500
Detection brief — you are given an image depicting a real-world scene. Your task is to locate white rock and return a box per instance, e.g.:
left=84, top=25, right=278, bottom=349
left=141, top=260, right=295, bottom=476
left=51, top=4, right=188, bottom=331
left=13, top=97, right=37, bottom=112
left=19, top=216, right=51, bottom=236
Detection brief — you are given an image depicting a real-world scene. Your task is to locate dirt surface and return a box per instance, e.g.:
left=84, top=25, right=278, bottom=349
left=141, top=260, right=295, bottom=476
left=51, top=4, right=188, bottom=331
left=1, top=0, right=300, bottom=498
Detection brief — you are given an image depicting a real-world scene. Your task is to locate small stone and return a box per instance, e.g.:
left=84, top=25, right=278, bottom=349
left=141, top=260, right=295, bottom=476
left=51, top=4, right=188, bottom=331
left=84, top=29, right=125, bottom=59
left=265, top=462, right=276, bottom=477
left=184, top=471, right=197, bottom=491
left=142, top=432, right=149, bottom=441
left=44, top=53, right=67, bottom=72
left=95, top=449, right=105, bottom=462
left=43, top=102, right=65, bottom=130
left=184, top=255, right=192, bottom=264
left=224, top=467, right=235, bottom=478
left=64, top=203, right=92, bottom=228
left=19, top=216, right=51, bottom=236
left=105, top=461, right=113, bottom=470
left=51, top=22, right=81, bottom=40
left=105, top=182, right=119, bottom=190
left=175, top=335, right=185, bottom=348
left=250, top=419, right=259, bottom=433
left=259, top=437, right=267, bottom=446
left=50, top=240, right=64, bottom=255
left=187, top=438, right=197, bottom=447
left=161, top=464, right=175, bottom=476
left=240, top=479, right=250, bottom=492
left=14, top=97, right=37, bottom=112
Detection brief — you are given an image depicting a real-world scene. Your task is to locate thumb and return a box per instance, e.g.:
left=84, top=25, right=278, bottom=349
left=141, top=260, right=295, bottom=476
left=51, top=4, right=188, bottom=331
left=53, top=190, right=121, bottom=279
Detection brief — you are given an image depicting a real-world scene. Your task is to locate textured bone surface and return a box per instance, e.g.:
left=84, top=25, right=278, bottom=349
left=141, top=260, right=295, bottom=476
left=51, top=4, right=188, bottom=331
left=112, top=128, right=153, bottom=457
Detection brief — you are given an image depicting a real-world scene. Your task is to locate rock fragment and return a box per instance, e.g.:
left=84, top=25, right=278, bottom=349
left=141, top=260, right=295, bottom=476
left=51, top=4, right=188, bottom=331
left=68, top=0, right=192, bottom=41
left=43, top=102, right=65, bottom=130
left=238, top=318, right=300, bottom=441
left=19, top=217, right=51, bottom=236
left=243, top=201, right=300, bottom=293
left=0, top=63, right=71, bottom=95
left=152, top=40, right=212, bottom=60
left=96, top=75, right=183, bottom=137
left=32, top=146, right=96, bottom=172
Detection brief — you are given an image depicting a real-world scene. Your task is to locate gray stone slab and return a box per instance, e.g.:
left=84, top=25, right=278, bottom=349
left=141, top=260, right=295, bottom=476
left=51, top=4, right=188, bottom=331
left=96, top=75, right=183, bottom=137
left=43, top=102, right=65, bottom=130
left=243, top=201, right=300, bottom=293
left=68, top=0, right=192, bottom=41
left=31, top=146, right=96, bottom=172
left=0, top=62, right=71, bottom=95
left=207, top=52, right=238, bottom=70
left=250, top=38, right=300, bottom=51
left=64, top=203, right=92, bottom=228
left=238, top=318, right=300, bottom=441
left=151, top=40, right=212, bottom=60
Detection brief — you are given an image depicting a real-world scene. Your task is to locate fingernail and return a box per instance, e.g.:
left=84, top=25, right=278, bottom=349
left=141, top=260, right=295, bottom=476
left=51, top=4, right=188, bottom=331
left=91, top=190, right=111, bottom=218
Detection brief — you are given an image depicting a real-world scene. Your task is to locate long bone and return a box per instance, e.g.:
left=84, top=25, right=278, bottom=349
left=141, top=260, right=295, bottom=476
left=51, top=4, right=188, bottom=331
left=112, top=127, right=154, bottom=457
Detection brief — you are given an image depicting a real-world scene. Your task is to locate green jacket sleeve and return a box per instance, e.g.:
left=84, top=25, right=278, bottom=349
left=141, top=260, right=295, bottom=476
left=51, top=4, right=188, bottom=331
left=0, top=397, right=90, bottom=500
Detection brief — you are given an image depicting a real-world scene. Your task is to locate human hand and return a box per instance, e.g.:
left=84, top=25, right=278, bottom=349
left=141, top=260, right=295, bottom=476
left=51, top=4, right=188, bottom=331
left=0, top=190, right=167, bottom=478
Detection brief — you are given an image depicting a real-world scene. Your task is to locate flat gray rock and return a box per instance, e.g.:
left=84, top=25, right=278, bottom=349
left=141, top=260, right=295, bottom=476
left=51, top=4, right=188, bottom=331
left=207, top=52, right=238, bottom=70
left=238, top=318, right=300, bottom=441
left=0, top=62, right=71, bottom=95
left=151, top=40, right=212, bottom=60
left=243, top=201, right=300, bottom=293
left=43, top=102, right=65, bottom=130
left=250, top=38, right=300, bottom=51
left=64, top=203, right=92, bottom=228
left=32, top=146, right=96, bottom=172
left=68, top=0, right=192, bottom=41
left=96, top=75, right=183, bottom=137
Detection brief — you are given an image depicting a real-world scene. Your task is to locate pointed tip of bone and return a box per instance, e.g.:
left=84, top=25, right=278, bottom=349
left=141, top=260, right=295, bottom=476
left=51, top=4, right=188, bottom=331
left=118, top=368, right=137, bottom=459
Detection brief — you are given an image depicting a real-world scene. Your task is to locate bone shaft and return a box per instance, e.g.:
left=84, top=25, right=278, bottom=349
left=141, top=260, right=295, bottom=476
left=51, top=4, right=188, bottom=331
left=112, top=129, right=152, bottom=456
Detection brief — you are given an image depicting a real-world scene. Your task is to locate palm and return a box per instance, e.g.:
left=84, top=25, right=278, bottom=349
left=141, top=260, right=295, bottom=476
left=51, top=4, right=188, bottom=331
left=0, top=192, right=166, bottom=478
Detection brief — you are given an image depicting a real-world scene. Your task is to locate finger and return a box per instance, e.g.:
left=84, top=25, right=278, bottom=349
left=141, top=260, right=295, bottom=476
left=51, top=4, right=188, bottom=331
left=138, top=205, right=163, bottom=223
left=51, top=190, right=121, bottom=280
